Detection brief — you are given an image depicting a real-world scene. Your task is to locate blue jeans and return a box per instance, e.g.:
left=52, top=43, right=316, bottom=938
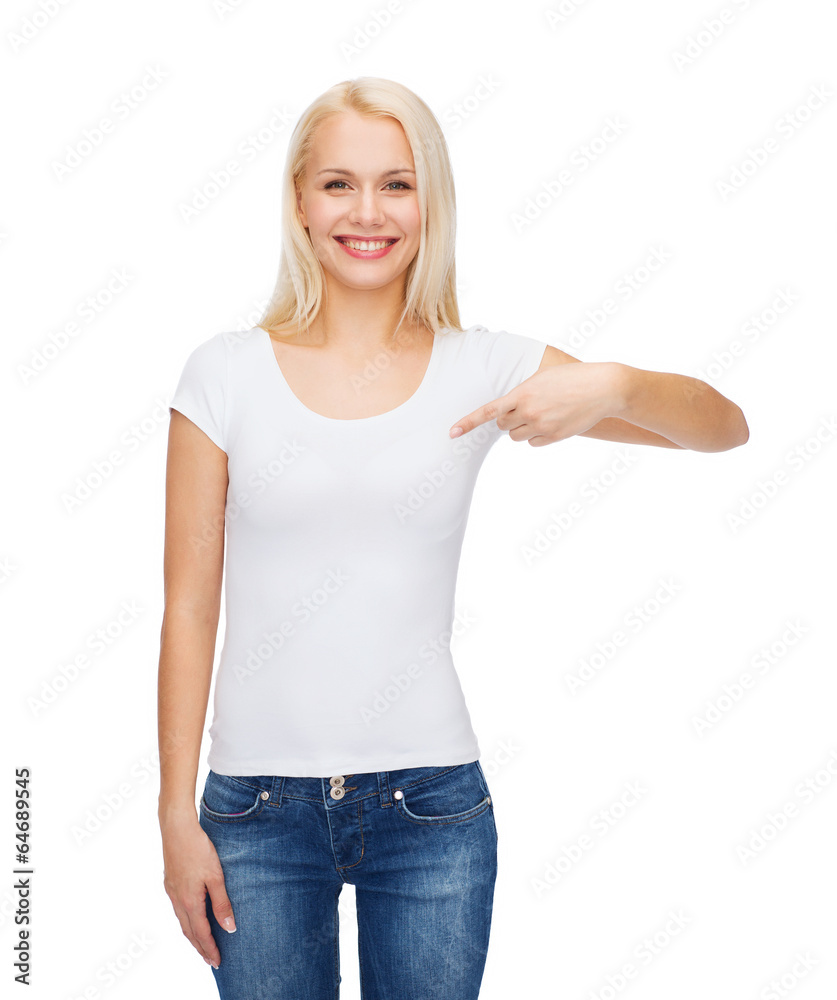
left=198, top=760, right=498, bottom=999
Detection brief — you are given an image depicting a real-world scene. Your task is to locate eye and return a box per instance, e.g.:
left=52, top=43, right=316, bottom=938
left=323, top=180, right=411, bottom=191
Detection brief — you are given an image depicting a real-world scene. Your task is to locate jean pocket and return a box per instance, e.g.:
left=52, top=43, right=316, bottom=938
left=199, top=771, right=268, bottom=823
left=393, top=763, right=492, bottom=826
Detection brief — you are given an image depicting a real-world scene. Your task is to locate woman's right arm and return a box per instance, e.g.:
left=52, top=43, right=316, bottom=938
left=158, top=409, right=232, bottom=969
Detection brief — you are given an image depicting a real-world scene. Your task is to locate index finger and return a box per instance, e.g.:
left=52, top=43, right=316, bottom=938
left=449, top=396, right=506, bottom=438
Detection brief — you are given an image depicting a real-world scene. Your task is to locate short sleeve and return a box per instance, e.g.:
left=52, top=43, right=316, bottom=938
left=480, top=327, right=547, bottom=400
left=168, top=334, right=227, bottom=452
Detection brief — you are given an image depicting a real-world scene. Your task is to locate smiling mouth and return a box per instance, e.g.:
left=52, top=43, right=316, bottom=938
left=334, top=237, right=399, bottom=251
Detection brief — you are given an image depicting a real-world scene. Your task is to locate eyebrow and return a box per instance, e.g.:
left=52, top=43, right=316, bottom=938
left=315, top=168, right=416, bottom=177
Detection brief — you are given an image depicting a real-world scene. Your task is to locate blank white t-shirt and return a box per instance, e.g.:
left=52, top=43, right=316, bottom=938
left=168, top=323, right=546, bottom=777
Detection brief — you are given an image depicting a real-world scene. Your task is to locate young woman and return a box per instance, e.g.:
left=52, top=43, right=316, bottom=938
left=158, top=77, right=748, bottom=1000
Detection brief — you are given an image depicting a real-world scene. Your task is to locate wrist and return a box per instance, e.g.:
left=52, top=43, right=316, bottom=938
left=604, top=362, right=635, bottom=418
left=158, top=799, right=198, bottom=827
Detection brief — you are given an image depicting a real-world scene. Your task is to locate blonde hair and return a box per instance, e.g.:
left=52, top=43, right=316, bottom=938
left=257, top=77, right=462, bottom=341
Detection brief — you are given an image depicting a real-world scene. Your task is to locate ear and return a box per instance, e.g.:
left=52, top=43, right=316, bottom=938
left=296, top=186, right=308, bottom=229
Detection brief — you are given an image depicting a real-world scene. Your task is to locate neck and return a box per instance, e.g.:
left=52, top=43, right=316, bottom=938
left=304, top=276, right=415, bottom=352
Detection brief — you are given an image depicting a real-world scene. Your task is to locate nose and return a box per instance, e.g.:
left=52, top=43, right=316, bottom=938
left=347, top=186, right=388, bottom=228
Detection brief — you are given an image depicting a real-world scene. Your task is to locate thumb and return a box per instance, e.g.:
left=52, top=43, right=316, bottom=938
left=206, top=876, right=236, bottom=933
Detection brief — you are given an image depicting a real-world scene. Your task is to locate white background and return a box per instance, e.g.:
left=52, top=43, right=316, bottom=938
left=3, top=0, right=836, bottom=997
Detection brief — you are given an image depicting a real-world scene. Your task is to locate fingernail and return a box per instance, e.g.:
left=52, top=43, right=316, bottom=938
left=222, top=917, right=236, bottom=933
left=450, top=426, right=462, bottom=437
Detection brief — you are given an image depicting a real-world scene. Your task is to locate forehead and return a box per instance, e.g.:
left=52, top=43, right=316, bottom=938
left=308, top=112, right=414, bottom=171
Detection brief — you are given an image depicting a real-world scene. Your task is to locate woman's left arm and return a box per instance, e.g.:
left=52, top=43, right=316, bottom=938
left=450, top=345, right=750, bottom=453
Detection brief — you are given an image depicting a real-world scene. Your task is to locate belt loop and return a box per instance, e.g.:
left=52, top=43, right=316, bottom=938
left=271, top=775, right=285, bottom=807
left=377, top=771, right=393, bottom=808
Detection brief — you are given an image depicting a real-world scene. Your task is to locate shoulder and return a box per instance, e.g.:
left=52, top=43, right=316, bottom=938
left=177, top=327, right=267, bottom=372
left=171, top=331, right=235, bottom=399
left=438, top=323, right=528, bottom=358
left=169, top=332, right=234, bottom=451
left=453, top=324, right=579, bottom=371
left=448, top=323, right=542, bottom=354
left=466, top=323, right=547, bottom=377
left=177, top=330, right=228, bottom=365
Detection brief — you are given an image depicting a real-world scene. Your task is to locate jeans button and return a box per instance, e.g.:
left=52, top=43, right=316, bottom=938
left=260, top=791, right=269, bottom=800
left=393, top=789, right=403, bottom=800
left=330, top=786, right=345, bottom=800
left=329, top=775, right=345, bottom=787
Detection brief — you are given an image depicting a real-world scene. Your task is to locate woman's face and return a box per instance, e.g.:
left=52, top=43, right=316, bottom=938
left=296, top=111, right=421, bottom=295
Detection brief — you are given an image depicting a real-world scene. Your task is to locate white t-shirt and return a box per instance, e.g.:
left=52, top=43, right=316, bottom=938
left=168, top=323, right=546, bottom=777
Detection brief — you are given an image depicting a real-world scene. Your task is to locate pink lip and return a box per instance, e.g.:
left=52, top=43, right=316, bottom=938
left=333, top=236, right=399, bottom=260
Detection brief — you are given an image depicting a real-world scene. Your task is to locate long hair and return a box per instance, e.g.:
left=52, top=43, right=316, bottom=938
left=256, top=77, right=462, bottom=341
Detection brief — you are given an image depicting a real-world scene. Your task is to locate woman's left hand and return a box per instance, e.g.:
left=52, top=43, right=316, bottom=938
left=450, top=361, right=625, bottom=447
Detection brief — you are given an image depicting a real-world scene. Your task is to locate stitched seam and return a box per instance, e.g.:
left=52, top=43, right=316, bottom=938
left=358, top=897, right=369, bottom=1000
left=396, top=796, right=491, bottom=826
left=199, top=796, right=265, bottom=823
left=332, top=889, right=339, bottom=1000
left=284, top=789, right=378, bottom=803
left=335, top=802, right=366, bottom=870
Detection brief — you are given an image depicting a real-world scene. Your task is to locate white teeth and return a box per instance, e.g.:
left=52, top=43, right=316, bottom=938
left=339, top=239, right=394, bottom=251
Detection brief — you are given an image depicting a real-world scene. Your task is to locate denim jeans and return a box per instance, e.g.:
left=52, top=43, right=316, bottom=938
left=198, top=760, right=498, bottom=999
